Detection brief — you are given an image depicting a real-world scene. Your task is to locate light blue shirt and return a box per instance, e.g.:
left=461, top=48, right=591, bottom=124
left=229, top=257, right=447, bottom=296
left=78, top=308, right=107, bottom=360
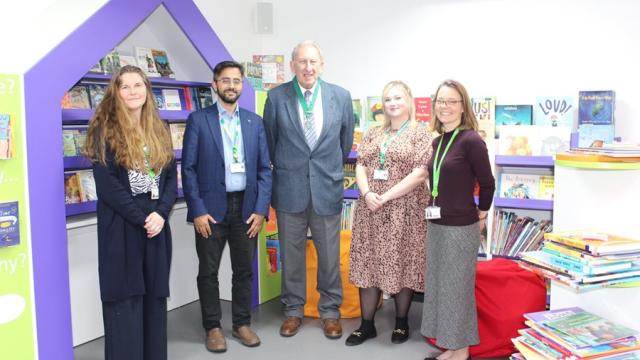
left=216, top=101, right=246, bottom=192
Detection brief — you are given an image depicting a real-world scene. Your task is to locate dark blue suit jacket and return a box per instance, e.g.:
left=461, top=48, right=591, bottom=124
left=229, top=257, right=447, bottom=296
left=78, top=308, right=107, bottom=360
left=181, top=105, right=272, bottom=222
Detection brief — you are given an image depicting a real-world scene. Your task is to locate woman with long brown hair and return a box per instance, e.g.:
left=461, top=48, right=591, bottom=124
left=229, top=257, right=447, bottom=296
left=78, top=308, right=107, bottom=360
left=85, top=65, right=176, bottom=360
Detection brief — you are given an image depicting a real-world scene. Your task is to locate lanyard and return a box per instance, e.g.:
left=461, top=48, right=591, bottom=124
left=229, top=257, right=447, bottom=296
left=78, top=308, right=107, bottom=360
left=143, top=145, right=156, bottom=178
left=431, top=128, right=460, bottom=200
left=293, top=76, right=320, bottom=119
left=378, top=120, right=410, bottom=169
left=220, top=113, right=241, bottom=163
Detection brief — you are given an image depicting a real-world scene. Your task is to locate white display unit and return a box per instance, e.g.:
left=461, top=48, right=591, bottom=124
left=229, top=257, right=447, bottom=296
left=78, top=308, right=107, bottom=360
left=550, top=161, right=640, bottom=330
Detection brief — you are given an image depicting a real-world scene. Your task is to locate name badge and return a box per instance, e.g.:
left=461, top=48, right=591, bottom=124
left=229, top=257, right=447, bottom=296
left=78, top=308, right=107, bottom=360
left=230, top=162, right=246, bottom=173
left=151, top=185, right=160, bottom=200
left=373, top=169, right=389, bottom=181
left=425, top=206, right=441, bottom=220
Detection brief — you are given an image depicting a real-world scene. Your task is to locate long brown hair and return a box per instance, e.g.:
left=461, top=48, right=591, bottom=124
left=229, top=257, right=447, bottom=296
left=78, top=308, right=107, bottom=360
left=430, top=79, right=478, bottom=134
left=84, top=65, right=173, bottom=172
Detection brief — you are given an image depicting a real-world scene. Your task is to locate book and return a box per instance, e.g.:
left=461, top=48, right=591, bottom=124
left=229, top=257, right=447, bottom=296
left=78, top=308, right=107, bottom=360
left=134, top=46, right=161, bottom=77
left=545, top=311, right=638, bottom=347
left=62, top=129, right=79, bottom=156
left=77, top=170, right=97, bottom=202
left=0, top=114, right=15, bottom=160
left=151, top=49, right=175, bottom=78
left=62, top=85, right=91, bottom=109
left=534, top=96, right=574, bottom=129
left=152, top=88, right=165, bottom=110
left=472, top=96, right=496, bottom=142
left=100, top=50, right=121, bottom=74
left=538, top=175, right=554, bottom=200
left=351, top=129, right=362, bottom=152
left=244, top=62, right=263, bottom=90
left=161, top=89, right=182, bottom=110
left=118, top=54, right=137, bottom=67
left=500, top=173, right=540, bottom=199
left=578, top=124, right=615, bottom=148
left=495, top=105, right=533, bottom=139
left=196, top=87, right=214, bottom=109
left=176, top=162, right=182, bottom=190
left=64, top=173, right=82, bottom=204
left=88, top=84, right=106, bottom=109
left=365, top=96, right=383, bottom=130
left=252, top=55, right=285, bottom=90
left=169, top=123, right=186, bottom=150
left=415, top=97, right=432, bottom=123
left=545, top=231, right=640, bottom=256
left=579, top=90, right=616, bottom=125
left=0, top=201, right=20, bottom=247
left=498, top=125, right=542, bottom=156
left=352, top=99, right=363, bottom=129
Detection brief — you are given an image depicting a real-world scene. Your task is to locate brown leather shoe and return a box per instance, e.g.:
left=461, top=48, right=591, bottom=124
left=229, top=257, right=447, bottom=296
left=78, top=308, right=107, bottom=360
left=321, top=318, right=342, bottom=339
left=206, top=327, right=227, bottom=353
left=232, top=325, right=261, bottom=347
left=279, top=316, right=302, bottom=337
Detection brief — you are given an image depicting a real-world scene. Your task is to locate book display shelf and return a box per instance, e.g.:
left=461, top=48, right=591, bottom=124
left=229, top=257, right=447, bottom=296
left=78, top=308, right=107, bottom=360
left=550, top=157, right=640, bottom=330
left=483, top=155, right=555, bottom=259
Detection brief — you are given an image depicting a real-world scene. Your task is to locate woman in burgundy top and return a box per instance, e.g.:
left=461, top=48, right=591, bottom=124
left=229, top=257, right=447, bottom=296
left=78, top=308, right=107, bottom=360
left=421, top=79, right=495, bottom=360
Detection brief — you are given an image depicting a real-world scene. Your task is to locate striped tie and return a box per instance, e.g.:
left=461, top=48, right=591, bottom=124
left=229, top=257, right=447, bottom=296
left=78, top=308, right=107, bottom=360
left=303, top=90, right=317, bottom=148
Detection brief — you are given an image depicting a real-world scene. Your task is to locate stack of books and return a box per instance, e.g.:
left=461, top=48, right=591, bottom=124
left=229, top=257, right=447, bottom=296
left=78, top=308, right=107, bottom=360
left=490, top=210, right=552, bottom=257
left=519, top=230, right=640, bottom=291
left=511, top=307, right=640, bottom=360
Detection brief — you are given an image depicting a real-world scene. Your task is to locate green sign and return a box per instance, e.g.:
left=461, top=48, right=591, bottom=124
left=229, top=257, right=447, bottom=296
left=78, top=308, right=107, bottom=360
left=0, top=74, right=35, bottom=360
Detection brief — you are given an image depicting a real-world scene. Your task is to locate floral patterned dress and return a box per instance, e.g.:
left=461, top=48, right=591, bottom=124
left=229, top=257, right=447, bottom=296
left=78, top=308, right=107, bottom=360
left=349, top=124, right=433, bottom=293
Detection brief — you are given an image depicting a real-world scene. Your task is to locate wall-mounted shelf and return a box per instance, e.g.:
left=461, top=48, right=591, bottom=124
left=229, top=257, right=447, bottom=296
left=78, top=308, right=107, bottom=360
left=494, top=197, right=554, bottom=211
left=495, top=155, right=554, bottom=167
left=556, top=159, right=640, bottom=170
left=62, top=108, right=192, bottom=123
left=82, top=72, right=211, bottom=88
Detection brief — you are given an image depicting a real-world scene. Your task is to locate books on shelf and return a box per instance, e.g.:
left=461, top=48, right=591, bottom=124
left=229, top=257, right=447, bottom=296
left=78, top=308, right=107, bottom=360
left=134, top=47, right=161, bottom=77
left=0, top=114, right=15, bottom=160
left=578, top=90, right=615, bottom=125
left=341, top=199, right=357, bottom=231
left=472, top=96, right=496, bottom=142
left=161, top=89, right=182, bottom=110
left=100, top=50, right=121, bottom=75
left=64, top=173, right=82, bottom=204
left=343, top=163, right=357, bottom=191
left=545, top=230, right=640, bottom=256
left=577, top=124, right=615, bottom=148
left=0, top=201, right=20, bottom=247
left=499, top=125, right=570, bottom=156
left=500, top=173, right=541, bottom=199
left=87, top=84, right=106, bottom=109
left=534, top=96, right=574, bottom=129
left=62, top=85, right=91, bottom=109
left=77, top=170, right=97, bottom=202
left=152, top=88, right=165, bottom=110
left=496, top=104, right=533, bottom=139
left=169, top=123, right=186, bottom=151
left=489, top=209, right=551, bottom=257
left=62, top=126, right=88, bottom=157
left=195, top=87, right=214, bottom=109
left=151, top=49, right=175, bottom=78
left=244, top=62, right=262, bottom=90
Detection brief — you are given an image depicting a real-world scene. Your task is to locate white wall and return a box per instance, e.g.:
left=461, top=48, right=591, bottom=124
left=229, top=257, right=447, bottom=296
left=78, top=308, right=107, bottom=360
left=199, top=0, right=640, bottom=142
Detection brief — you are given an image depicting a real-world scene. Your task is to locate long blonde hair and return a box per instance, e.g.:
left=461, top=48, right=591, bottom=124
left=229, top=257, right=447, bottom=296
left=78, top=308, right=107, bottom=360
left=84, top=65, right=173, bottom=172
left=381, top=80, right=417, bottom=130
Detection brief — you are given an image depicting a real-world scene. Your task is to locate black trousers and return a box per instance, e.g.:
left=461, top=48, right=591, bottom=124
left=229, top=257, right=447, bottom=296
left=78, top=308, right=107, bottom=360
left=102, top=295, right=167, bottom=360
left=195, top=191, right=256, bottom=330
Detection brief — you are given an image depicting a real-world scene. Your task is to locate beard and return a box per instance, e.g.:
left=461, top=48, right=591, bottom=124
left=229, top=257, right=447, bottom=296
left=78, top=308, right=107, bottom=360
left=217, top=89, right=240, bottom=105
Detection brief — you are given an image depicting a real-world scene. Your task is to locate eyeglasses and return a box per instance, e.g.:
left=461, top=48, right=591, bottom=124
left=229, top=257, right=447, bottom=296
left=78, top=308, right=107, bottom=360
left=435, top=99, right=463, bottom=106
left=217, top=78, right=243, bottom=86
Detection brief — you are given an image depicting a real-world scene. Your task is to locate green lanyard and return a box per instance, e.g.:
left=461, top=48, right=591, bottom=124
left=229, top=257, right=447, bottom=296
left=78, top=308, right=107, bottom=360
left=143, top=145, right=155, bottom=178
left=378, top=120, right=410, bottom=169
left=293, top=76, right=320, bottom=119
left=431, top=128, right=460, bottom=200
left=220, top=114, right=241, bottom=163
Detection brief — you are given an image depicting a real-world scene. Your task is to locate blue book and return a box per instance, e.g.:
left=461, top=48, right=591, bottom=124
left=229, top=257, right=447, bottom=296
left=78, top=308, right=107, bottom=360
left=578, top=124, right=615, bottom=148
left=579, top=90, right=615, bottom=125
left=495, top=105, right=533, bottom=139
left=0, top=201, right=19, bottom=247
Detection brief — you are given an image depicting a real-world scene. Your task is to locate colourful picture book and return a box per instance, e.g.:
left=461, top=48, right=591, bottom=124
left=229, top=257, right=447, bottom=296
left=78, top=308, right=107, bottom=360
left=534, top=96, right=574, bottom=129
left=64, top=173, right=82, bottom=204
left=545, top=311, right=637, bottom=347
left=498, top=125, right=542, bottom=156
left=169, top=123, right=186, bottom=150
left=88, top=84, right=106, bottom=109
left=538, top=175, right=554, bottom=200
left=343, top=163, right=357, bottom=191
left=414, top=97, right=432, bottom=123
left=365, top=96, right=383, bottom=130
left=578, top=90, right=615, bottom=125
left=544, top=231, right=640, bottom=256
left=152, top=88, right=165, bottom=110
left=252, top=55, right=285, bottom=90
left=500, top=173, right=540, bottom=199
left=0, top=114, right=15, bottom=160
left=495, top=105, right=533, bottom=139
left=161, top=89, right=182, bottom=110
left=351, top=129, right=362, bottom=152
left=472, top=96, right=496, bottom=142
left=352, top=99, right=363, bottom=129
left=0, top=201, right=20, bottom=247
left=134, top=46, right=161, bottom=77
left=62, top=85, right=91, bottom=109
left=100, top=50, right=121, bottom=75
left=77, top=170, right=97, bottom=202
left=244, top=62, right=263, bottom=90
left=151, top=49, right=175, bottom=78
left=62, top=129, right=79, bottom=156
left=196, top=87, right=214, bottom=109
left=578, top=124, right=615, bottom=148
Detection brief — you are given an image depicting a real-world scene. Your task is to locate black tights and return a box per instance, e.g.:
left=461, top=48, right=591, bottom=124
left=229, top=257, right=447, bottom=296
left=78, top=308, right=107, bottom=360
left=358, top=287, right=414, bottom=329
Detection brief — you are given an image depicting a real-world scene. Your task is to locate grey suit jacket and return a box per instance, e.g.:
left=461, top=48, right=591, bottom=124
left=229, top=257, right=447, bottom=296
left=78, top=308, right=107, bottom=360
left=263, top=80, right=354, bottom=216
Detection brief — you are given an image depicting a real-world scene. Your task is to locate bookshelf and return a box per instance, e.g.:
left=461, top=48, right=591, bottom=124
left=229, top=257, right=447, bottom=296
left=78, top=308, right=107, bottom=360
left=484, top=155, right=555, bottom=259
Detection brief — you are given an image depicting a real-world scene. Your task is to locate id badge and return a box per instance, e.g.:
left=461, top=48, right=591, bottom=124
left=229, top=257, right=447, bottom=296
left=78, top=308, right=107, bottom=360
left=373, top=169, right=389, bottom=181
left=230, top=162, right=246, bottom=173
left=425, top=206, right=441, bottom=220
left=151, top=185, right=160, bottom=200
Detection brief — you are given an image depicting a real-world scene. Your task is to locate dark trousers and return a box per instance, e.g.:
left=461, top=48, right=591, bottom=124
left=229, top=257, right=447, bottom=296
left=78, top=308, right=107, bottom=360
left=195, top=191, right=256, bottom=330
left=102, top=295, right=167, bottom=360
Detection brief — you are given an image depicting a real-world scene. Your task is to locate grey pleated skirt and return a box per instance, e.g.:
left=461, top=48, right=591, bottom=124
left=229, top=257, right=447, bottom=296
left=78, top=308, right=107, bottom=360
left=421, top=221, right=480, bottom=350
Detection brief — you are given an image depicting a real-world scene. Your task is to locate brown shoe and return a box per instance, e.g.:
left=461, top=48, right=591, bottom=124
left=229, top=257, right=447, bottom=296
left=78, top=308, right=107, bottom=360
left=232, top=325, right=261, bottom=347
left=206, top=327, right=227, bottom=353
left=279, top=316, right=302, bottom=337
left=321, top=318, right=342, bottom=339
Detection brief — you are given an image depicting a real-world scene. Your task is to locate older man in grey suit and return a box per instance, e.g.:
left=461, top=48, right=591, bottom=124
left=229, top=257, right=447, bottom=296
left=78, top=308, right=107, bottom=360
left=263, top=40, right=355, bottom=340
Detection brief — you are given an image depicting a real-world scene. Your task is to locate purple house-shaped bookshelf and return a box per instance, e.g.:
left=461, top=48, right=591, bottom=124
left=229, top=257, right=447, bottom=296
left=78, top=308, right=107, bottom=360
left=24, top=1, right=254, bottom=358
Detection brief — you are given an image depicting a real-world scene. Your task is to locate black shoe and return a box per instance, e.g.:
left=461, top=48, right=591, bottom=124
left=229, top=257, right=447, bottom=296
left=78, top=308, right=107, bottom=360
left=391, top=327, right=409, bottom=344
left=345, top=327, right=377, bottom=346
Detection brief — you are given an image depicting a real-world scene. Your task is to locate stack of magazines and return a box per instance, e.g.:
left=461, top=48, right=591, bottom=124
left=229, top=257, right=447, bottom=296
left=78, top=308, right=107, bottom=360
left=511, top=307, right=640, bottom=360
left=519, top=230, right=640, bottom=292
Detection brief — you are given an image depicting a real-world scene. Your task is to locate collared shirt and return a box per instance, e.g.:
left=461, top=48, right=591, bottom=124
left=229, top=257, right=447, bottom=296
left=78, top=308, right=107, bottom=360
left=216, top=101, right=246, bottom=192
left=296, top=80, right=324, bottom=139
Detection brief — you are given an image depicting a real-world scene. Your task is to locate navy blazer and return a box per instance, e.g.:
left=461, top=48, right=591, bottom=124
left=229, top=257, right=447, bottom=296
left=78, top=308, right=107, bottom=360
left=181, top=105, right=272, bottom=222
left=93, top=149, right=176, bottom=301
